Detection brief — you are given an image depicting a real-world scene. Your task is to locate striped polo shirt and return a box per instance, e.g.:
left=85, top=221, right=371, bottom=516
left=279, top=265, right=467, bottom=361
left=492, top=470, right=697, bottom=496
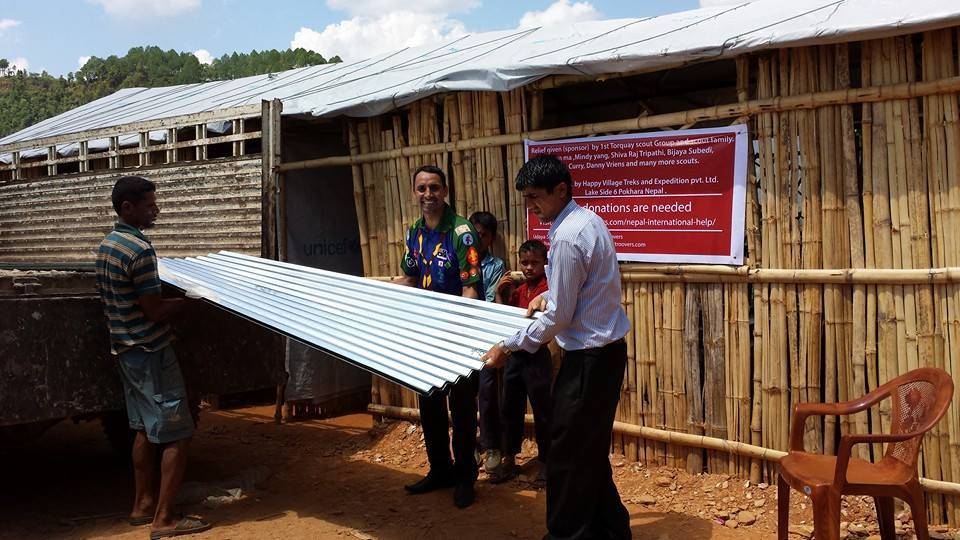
left=95, top=222, right=172, bottom=354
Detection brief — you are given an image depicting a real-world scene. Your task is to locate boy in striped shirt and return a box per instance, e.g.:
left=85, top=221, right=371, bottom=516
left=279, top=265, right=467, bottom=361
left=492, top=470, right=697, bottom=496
left=96, top=176, right=210, bottom=538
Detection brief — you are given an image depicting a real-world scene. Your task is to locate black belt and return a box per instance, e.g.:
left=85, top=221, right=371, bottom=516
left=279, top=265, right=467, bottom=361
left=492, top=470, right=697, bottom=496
left=567, top=338, right=625, bottom=354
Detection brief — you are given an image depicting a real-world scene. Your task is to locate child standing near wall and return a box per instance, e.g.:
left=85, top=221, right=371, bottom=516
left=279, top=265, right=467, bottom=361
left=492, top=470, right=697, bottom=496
left=469, top=212, right=507, bottom=474
left=490, top=239, right=553, bottom=483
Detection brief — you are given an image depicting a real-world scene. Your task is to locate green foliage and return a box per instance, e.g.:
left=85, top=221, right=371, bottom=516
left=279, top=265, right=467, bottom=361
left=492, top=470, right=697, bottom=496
left=0, top=46, right=338, bottom=138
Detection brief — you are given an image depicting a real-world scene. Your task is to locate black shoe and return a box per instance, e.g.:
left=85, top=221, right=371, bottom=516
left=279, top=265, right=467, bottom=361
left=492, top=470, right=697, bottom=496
left=404, top=472, right=455, bottom=494
left=453, top=482, right=475, bottom=508
left=488, top=455, right=517, bottom=485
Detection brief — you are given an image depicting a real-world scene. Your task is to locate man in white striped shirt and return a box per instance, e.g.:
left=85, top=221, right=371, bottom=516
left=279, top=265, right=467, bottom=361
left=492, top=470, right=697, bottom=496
left=483, top=155, right=632, bottom=540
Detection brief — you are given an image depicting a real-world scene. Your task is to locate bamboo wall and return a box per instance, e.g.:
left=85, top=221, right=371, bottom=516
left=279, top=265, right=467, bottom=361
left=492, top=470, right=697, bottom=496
left=347, top=30, right=960, bottom=525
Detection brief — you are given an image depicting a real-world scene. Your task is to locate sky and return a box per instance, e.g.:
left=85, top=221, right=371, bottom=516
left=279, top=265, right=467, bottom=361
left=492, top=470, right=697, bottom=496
left=0, top=0, right=719, bottom=77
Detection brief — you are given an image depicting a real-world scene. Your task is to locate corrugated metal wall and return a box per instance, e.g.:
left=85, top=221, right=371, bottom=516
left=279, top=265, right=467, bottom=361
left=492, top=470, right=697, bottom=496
left=0, top=156, right=262, bottom=263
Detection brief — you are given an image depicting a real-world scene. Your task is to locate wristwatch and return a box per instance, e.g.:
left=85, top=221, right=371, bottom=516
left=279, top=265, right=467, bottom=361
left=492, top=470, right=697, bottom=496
left=497, top=340, right=513, bottom=356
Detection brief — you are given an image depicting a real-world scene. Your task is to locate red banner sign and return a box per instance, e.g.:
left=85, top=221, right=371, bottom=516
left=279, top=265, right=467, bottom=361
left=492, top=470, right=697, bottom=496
left=524, top=126, right=747, bottom=264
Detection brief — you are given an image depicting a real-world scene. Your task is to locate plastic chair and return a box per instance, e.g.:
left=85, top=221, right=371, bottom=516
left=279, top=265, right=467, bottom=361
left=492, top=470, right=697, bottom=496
left=777, top=367, right=954, bottom=540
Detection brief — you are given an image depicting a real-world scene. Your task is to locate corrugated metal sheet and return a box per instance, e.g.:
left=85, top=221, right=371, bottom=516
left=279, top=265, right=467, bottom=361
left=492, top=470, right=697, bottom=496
left=158, top=251, right=534, bottom=395
left=2, top=0, right=959, bottom=157
left=0, top=157, right=261, bottom=263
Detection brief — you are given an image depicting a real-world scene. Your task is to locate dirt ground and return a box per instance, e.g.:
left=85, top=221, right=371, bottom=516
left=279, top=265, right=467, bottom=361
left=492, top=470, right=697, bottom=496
left=1, top=404, right=956, bottom=540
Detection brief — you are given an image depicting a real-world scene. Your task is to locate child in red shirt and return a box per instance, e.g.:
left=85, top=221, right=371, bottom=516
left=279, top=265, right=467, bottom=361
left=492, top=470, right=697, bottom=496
left=490, top=239, right=553, bottom=483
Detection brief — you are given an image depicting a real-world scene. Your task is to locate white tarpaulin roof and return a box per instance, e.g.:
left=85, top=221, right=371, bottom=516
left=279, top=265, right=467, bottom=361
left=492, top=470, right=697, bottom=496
left=2, top=0, right=960, bottom=157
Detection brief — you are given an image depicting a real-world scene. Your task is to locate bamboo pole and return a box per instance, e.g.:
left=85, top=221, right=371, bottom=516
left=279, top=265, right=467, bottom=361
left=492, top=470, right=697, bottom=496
left=756, top=53, right=775, bottom=481
left=860, top=40, right=883, bottom=461
left=889, top=39, right=913, bottom=393
left=382, top=129, right=400, bottom=277
left=780, top=49, right=801, bottom=464
left=448, top=95, right=468, bottom=215
left=683, top=284, right=705, bottom=473
left=639, top=282, right=659, bottom=464
left=780, top=52, right=801, bottom=454
left=391, top=115, right=417, bottom=411
left=921, top=28, right=960, bottom=525
left=726, top=55, right=751, bottom=475
left=613, top=286, right=626, bottom=456
left=794, top=49, right=824, bottom=458
left=360, top=120, right=388, bottom=277
left=654, top=283, right=670, bottom=466
left=757, top=52, right=791, bottom=478
left=732, top=282, right=752, bottom=476
left=868, top=38, right=899, bottom=461
left=836, top=43, right=870, bottom=459
left=396, top=114, right=413, bottom=231
left=624, top=281, right=639, bottom=462
left=817, top=45, right=840, bottom=454
left=472, top=92, right=486, bottom=216
left=368, top=404, right=960, bottom=497
left=670, top=284, right=687, bottom=470
left=459, top=94, right=477, bottom=216
left=347, top=124, right=372, bottom=275
left=738, top=54, right=765, bottom=483
left=486, top=93, right=507, bottom=233
left=367, top=118, right=398, bottom=409
left=631, top=283, right=646, bottom=463
left=501, top=89, right=524, bottom=263
left=703, top=284, right=726, bottom=473
left=898, top=34, right=945, bottom=521
left=619, top=266, right=960, bottom=284
left=279, top=75, right=960, bottom=172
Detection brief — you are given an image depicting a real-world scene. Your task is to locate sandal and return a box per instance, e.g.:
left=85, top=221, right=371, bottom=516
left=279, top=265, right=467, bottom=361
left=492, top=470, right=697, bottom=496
left=129, top=515, right=153, bottom=526
left=149, top=517, right=211, bottom=539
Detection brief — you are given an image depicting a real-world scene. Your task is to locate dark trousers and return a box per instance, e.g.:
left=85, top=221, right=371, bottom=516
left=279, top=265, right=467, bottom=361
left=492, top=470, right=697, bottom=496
left=546, top=339, right=630, bottom=540
left=478, top=367, right=500, bottom=451
left=501, top=347, right=553, bottom=460
left=419, top=372, right=479, bottom=484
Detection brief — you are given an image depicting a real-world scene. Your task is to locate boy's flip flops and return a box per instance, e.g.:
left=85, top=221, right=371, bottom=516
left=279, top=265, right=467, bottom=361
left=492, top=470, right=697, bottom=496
left=149, top=517, right=211, bottom=539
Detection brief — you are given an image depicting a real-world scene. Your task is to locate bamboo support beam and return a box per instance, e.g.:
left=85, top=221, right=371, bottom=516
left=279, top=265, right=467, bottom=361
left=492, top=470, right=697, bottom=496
left=46, top=146, right=56, bottom=176
left=78, top=142, right=88, bottom=173
left=109, top=137, right=120, bottom=169
left=195, top=124, right=208, bottom=161
left=165, top=129, right=176, bottom=164
left=620, top=266, right=960, bottom=284
left=11, top=151, right=20, bottom=180
left=368, top=267, right=960, bottom=285
left=7, top=131, right=261, bottom=175
left=368, top=404, right=960, bottom=497
left=0, top=105, right=263, bottom=156
left=279, top=75, right=960, bottom=172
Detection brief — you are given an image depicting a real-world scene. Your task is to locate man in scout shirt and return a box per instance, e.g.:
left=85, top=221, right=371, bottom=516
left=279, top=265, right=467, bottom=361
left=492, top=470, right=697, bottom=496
left=95, top=176, right=211, bottom=538
left=399, top=164, right=483, bottom=509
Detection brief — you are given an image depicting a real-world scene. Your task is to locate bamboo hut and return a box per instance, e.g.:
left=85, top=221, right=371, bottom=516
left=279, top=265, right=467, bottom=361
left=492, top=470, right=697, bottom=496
left=4, top=0, right=960, bottom=525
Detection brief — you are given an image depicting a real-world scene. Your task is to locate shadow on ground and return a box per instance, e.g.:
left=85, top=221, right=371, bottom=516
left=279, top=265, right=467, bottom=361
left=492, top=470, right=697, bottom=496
left=0, top=406, right=729, bottom=540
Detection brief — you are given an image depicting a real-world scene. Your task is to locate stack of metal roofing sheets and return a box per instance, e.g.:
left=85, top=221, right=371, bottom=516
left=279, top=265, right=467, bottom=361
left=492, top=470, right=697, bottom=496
left=158, top=251, right=535, bottom=395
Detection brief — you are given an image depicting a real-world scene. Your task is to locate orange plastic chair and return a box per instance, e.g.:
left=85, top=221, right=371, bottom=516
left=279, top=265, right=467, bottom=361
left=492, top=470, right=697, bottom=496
left=777, top=367, right=954, bottom=540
